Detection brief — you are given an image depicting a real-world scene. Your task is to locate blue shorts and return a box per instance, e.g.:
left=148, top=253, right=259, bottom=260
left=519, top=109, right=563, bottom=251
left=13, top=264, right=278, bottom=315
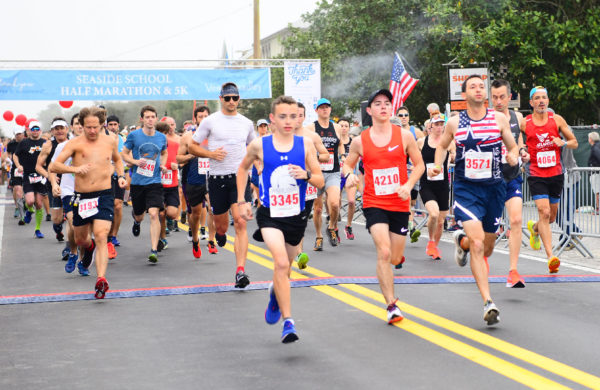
left=62, top=195, right=74, bottom=214
left=504, top=175, right=523, bottom=202
left=72, top=189, right=114, bottom=227
left=453, top=180, right=506, bottom=233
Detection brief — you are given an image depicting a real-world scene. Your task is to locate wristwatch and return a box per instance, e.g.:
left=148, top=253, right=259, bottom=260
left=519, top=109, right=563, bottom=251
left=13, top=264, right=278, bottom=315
left=305, top=170, right=312, bottom=181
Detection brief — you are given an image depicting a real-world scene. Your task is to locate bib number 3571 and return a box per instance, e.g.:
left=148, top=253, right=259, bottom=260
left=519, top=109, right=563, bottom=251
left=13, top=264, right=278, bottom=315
left=464, top=151, right=492, bottom=179
left=372, top=167, right=400, bottom=196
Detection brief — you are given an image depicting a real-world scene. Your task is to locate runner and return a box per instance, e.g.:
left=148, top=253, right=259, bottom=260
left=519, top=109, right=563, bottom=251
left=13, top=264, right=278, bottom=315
left=6, top=128, right=26, bottom=225
left=13, top=121, right=47, bottom=238
left=121, top=105, right=168, bottom=263
left=306, top=98, right=344, bottom=249
left=51, top=106, right=126, bottom=299
left=190, top=82, right=256, bottom=288
left=106, top=115, right=126, bottom=259
left=237, top=95, right=324, bottom=343
left=522, top=86, right=578, bottom=273
left=491, top=79, right=531, bottom=287
left=338, top=118, right=358, bottom=240
left=429, top=75, right=519, bottom=325
left=417, top=114, right=454, bottom=260
left=343, top=89, right=425, bottom=324
left=190, top=106, right=211, bottom=240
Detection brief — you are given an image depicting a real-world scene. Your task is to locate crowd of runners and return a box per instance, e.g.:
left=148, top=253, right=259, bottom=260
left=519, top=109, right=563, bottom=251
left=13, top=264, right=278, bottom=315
left=1, top=77, right=579, bottom=342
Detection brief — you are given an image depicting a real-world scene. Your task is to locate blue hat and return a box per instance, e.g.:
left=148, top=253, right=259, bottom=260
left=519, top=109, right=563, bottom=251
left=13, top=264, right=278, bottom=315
left=316, top=98, right=331, bottom=109
left=529, top=86, right=548, bottom=100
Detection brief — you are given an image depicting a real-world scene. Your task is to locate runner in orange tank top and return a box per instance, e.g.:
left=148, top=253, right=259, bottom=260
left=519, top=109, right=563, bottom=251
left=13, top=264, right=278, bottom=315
left=343, top=89, right=424, bottom=324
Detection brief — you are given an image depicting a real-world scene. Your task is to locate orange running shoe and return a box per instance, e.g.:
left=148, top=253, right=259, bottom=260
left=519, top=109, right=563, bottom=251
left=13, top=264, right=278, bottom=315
left=548, top=256, right=560, bottom=274
left=426, top=241, right=435, bottom=257
left=506, top=269, right=525, bottom=288
left=192, top=240, right=202, bottom=259
left=107, top=242, right=117, bottom=260
left=431, top=246, right=442, bottom=260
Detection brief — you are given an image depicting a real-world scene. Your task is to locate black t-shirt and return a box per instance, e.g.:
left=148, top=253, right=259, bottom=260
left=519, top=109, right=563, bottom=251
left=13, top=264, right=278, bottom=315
left=15, top=138, right=46, bottom=175
left=6, top=140, right=19, bottom=175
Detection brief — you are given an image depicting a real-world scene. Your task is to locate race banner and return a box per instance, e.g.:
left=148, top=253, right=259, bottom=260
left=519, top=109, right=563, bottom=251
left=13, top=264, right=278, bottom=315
left=448, top=67, right=489, bottom=110
left=284, top=61, right=321, bottom=125
left=0, top=68, right=271, bottom=101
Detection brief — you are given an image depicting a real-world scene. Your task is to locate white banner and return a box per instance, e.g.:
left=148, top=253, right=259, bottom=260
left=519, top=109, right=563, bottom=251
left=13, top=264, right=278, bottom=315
left=284, top=61, right=321, bottom=126
left=448, top=67, right=489, bottom=101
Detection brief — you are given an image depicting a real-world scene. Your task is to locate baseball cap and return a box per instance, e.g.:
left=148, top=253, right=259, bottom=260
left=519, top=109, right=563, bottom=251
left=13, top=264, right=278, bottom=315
left=316, top=98, right=331, bottom=108
left=529, top=86, right=548, bottom=99
left=431, top=114, right=446, bottom=123
left=28, top=120, right=41, bottom=130
left=257, top=119, right=269, bottom=126
left=14, top=128, right=24, bottom=135
left=367, top=89, right=393, bottom=107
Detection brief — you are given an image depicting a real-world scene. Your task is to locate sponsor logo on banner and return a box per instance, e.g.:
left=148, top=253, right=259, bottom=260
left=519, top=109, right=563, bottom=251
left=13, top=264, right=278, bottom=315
left=284, top=61, right=321, bottom=126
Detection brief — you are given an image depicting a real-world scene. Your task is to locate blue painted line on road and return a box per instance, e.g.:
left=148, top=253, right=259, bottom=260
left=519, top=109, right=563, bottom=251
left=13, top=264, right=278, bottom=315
left=1, top=274, right=599, bottom=305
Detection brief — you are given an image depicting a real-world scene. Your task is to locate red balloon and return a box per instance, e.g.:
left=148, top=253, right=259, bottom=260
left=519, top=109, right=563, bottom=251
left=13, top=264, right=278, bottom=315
left=59, top=101, right=74, bottom=109
left=3, top=111, right=14, bottom=121
left=15, top=114, right=27, bottom=126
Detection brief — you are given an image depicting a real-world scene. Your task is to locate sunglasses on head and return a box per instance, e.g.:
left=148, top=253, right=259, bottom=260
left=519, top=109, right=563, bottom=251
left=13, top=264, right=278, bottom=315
left=397, top=113, right=409, bottom=117
left=223, top=95, right=239, bottom=102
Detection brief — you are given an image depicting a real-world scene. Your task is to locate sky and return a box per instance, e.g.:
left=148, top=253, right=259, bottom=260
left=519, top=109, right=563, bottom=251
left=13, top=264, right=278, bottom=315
left=0, top=0, right=320, bottom=135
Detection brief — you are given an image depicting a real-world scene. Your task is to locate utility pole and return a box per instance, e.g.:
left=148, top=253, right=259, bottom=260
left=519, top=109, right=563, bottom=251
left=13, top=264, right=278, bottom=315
left=253, top=0, right=261, bottom=59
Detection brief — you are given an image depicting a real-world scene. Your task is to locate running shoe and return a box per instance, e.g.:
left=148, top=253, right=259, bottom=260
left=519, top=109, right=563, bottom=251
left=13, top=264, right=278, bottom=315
left=157, top=238, right=168, bottom=252
left=548, top=256, right=560, bottom=274
left=207, top=241, right=218, bottom=254
left=394, top=256, right=405, bottom=269
left=506, top=269, right=525, bottom=288
left=453, top=230, right=469, bottom=267
left=296, top=252, right=309, bottom=270
left=200, top=227, right=208, bottom=240
left=13, top=208, right=19, bottom=218
left=132, top=220, right=141, bottom=237
left=335, top=228, right=341, bottom=244
left=192, top=240, right=202, bottom=258
left=18, top=219, right=25, bottom=226
left=107, top=242, right=117, bottom=260
left=94, top=277, right=109, bottom=299
left=34, top=230, right=44, bottom=239
left=46, top=214, right=51, bottom=222
left=215, top=233, right=227, bottom=247
left=410, top=228, right=421, bottom=243
left=77, top=261, right=90, bottom=276
left=55, top=231, right=64, bottom=242
left=148, top=250, right=158, bottom=263
left=235, top=270, right=250, bottom=288
left=426, top=240, right=436, bottom=257
left=313, top=237, right=323, bottom=251
left=81, top=239, right=95, bottom=268
left=23, top=210, right=32, bottom=224
left=344, top=225, right=355, bottom=240
left=483, top=300, right=500, bottom=326
left=111, top=236, right=121, bottom=247
left=187, top=229, right=193, bottom=242
left=281, top=319, right=299, bottom=344
left=65, top=253, right=78, bottom=273
left=265, top=283, right=281, bottom=325
left=387, top=299, right=404, bottom=324
left=61, top=245, right=70, bottom=261
left=430, top=245, right=442, bottom=261
left=326, top=228, right=338, bottom=247
left=527, top=220, right=541, bottom=250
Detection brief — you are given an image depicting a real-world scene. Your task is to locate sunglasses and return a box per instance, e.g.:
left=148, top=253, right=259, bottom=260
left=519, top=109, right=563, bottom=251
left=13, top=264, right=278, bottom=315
left=30, top=127, right=41, bottom=131
left=223, top=95, right=239, bottom=102
left=397, top=113, right=409, bottom=117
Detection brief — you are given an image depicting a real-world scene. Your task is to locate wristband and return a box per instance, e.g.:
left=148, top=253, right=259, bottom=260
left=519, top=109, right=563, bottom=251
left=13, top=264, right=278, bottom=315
left=118, top=175, right=126, bottom=180
left=434, top=164, right=441, bottom=170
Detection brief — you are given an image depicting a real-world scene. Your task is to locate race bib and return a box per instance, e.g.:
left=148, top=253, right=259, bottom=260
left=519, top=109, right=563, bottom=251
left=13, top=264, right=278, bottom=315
left=306, top=184, right=318, bottom=201
left=161, top=171, right=173, bottom=185
left=426, top=163, right=444, bottom=181
left=14, top=170, right=23, bottom=178
left=501, top=145, right=507, bottom=164
left=269, top=186, right=300, bottom=218
left=537, top=150, right=556, bottom=168
left=372, top=167, right=400, bottom=196
left=465, top=151, right=492, bottom=179
left=320, top=155, right=334, bottom=171
left=137, top=158, right=156, bottom=177
left=28, top=174, right=46, bottom=184
left=197, top=158, right=210, bottom=174
left=78, top=197, right=99, bottom=219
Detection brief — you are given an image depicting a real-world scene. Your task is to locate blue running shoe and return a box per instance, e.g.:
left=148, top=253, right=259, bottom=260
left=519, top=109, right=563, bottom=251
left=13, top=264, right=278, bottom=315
left=281, top=319, right=299, bottom=344
left=77, top=261, right=90, bottom=276
left=65, top=254, right=78, bottom=273
left=24, top=210, right=32, bottom=224
left=34, top=230, right=44, bottom=239
left=111, top=236, right=121, bottom=246
left=265, top=283, right=281, bottom=325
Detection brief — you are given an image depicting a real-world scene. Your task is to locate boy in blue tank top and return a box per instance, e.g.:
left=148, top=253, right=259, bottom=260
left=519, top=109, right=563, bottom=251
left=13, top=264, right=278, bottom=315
left=236, top=96, right=324, bottom=344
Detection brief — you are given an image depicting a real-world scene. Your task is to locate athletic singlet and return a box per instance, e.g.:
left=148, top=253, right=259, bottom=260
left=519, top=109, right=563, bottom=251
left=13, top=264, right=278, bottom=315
left=45, top=138, right=59, bottom=168
left=187, top=154, right=207, bottom=186
left=343, top=138, right=351, bottom=155
left=361, top=125, right=409, bottom=212
left=161, top=139, right=179, bottom=188
left=420, top=135, right=448, bottom=187
left=259, top=135, right=307, bottom=216
left=315, top=120, right=339, bottom=173
left=524, top=112, right=563, bottom=177
left=501, top=110, right=522, bottom=182
left=454, top=109, right=503, bottom=185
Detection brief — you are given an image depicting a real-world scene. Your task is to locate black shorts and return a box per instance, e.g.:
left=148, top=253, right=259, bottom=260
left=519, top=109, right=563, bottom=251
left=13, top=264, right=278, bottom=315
left=111, top=175, right=126, bottom=201
left=162, top=186, right=180, bottom=208
left=256, top=205, right=307, bottom=246
left=301, top=199, right=315, bottom=219
left=411, top=189, right=419, bottom=201
left=527, top=174, right=564, bottom=203
left=208, top=174, right=237, bottom=215
left=50, top=195, right=63, bottom=209
left=186, top=184, right=208, bottom=208
left=130, top=183, right=164, bottom=216
left=363, top=207, right=409, bottom=236
left=62, top=195, right=73, bottom=214
left=419, top=182, right=450, bottom=211
left=23, top=174, right=48, bottom=195
left=9, top=175, right=23, bottom=187
left=72, top=189, right=114, bottom=227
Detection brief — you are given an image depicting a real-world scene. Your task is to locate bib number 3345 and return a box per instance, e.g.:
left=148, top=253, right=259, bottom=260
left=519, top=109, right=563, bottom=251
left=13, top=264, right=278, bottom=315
left=269, top=186, right=300, bottom=218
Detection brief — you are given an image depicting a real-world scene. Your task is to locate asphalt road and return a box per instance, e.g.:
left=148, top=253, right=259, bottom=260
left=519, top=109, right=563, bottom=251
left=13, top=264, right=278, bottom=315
left=1, top=188, right=600, bottom=390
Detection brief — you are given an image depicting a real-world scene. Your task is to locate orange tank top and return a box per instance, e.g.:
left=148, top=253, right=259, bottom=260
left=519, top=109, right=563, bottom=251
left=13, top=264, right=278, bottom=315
left=361, top=125, right=409, bottom=212
left=162, top=138, right=179, bottom=188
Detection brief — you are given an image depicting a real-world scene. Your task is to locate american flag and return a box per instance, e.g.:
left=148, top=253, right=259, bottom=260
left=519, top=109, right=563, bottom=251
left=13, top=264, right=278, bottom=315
left=389, top=53, right=419, bottom=114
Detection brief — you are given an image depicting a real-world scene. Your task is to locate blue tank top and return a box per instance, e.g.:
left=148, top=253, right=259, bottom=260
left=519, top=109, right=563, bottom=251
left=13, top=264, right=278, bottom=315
left=259, top=135, right=307, bottom=212
left=187, top=157, right=207, bottom=185
left=454, top=109, right=503, bottom=185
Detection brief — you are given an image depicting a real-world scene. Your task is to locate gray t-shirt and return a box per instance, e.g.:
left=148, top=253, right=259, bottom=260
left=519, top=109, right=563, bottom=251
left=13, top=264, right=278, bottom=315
left=192, top=111, right=256, bottom=175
